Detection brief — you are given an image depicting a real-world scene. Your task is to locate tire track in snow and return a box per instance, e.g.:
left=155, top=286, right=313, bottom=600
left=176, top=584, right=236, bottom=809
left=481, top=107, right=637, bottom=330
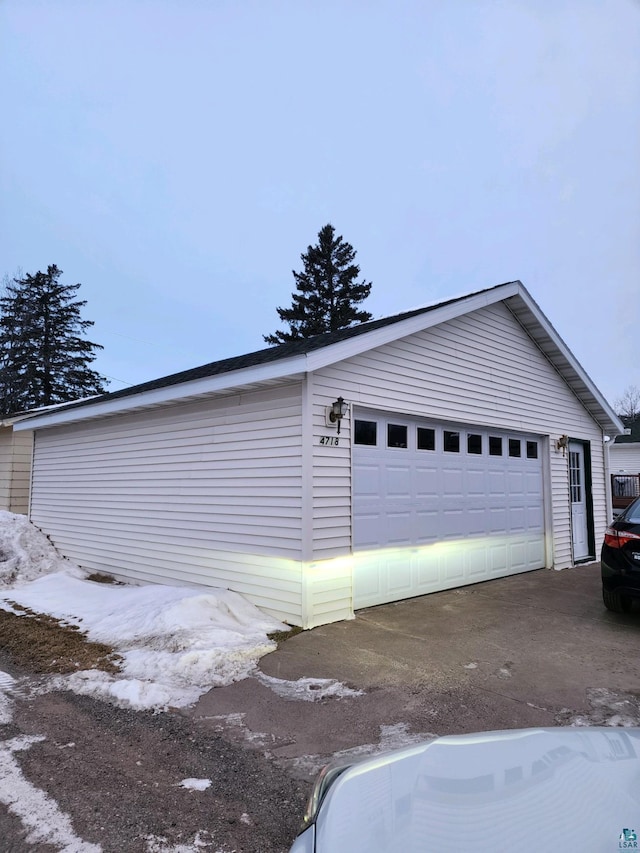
left=0, top=733, right=102, bottom=851
left=0, top=670, right=14, bottom=690
left=0, top=669, right=15, bottom=725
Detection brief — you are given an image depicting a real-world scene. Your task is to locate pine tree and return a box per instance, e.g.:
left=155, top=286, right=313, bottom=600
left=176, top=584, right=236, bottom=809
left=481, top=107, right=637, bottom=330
left=264, top=224, right=373, bottom=344
left=0, top=265, right=107, bottom=414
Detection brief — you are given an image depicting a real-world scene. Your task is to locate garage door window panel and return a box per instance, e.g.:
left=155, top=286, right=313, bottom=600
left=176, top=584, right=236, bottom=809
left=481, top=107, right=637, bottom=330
left=387, top=424, right=408, bottom=448
left=467, top=433, right=482, bottom=454
left=509, top=439, right=522, bottom=458
left=417, top=427, right=435, bottom=451
left=354, top=420, right=377, bottom=446
left=489, top=436, right=503, bottom=456
left=444, top=431, right=460, bottom=453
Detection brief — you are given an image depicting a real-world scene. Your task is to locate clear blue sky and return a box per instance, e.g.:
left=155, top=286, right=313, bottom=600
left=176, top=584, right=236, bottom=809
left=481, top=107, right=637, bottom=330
left=1, top=0, right=638, bottom=407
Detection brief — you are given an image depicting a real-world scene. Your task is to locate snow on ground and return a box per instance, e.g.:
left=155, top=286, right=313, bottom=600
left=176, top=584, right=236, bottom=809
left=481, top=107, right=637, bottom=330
left=0, top=512, right=287, bottom=711
left=0, top=671, right=15, bottom=725
left=0, top=733, right=101, bottom=852
left=0, top=510, right=85, bottom=586
left=284, top=722, right=439, bottom=778
left=178, top=778, right=212, bottom=791
left=255, top=671, right=363, bottom=701
left=144, top=832, right=221, bottom=852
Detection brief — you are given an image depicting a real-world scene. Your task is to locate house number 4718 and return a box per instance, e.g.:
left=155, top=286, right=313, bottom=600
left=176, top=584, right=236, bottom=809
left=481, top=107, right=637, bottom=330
left=319, top=436, right=339, bottom=446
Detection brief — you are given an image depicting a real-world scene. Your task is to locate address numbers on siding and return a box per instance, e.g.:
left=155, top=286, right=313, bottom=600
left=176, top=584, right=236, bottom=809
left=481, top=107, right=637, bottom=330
left=319, top=436, right=340, bottom=446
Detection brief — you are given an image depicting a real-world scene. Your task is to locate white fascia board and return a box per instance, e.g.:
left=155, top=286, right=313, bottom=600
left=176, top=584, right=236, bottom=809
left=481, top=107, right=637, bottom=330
left=14, top=285, right=520, bottom=431
left=304, top=282, right=522, bottom=371
left=3, top=397, right=103, bottom=427
left=14, top=356, right=308, bottom=430
left=508, top=288, right=624, bottom=435
left=16, top=278, right=620, bottom=437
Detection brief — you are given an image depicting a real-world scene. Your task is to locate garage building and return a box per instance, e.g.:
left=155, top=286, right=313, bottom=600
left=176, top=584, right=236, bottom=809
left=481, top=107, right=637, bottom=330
left=16, top=281, right=623, bottom=628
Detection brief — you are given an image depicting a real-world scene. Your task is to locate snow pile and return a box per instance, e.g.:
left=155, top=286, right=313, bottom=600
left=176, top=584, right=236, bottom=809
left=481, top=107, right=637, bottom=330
left=0, top=511, right=85, bottom=586
left=0, top=514, right=287, bottom=711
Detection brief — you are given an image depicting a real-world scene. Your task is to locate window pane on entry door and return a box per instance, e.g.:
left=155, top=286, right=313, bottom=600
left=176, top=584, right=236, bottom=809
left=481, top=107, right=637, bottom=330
left=569, top=451, right=581, bottom=503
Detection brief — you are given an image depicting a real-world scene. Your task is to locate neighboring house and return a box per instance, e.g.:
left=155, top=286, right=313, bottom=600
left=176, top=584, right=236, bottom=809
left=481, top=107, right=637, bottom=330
left=0, top=401, right=97, bottom=515
left=610, top=416, right=640, bottom=475
left=14, top=281, right=623, bottom=628
left=610, top=415, right=640, bottom=510
left=0, top=416, right=34, bottom=514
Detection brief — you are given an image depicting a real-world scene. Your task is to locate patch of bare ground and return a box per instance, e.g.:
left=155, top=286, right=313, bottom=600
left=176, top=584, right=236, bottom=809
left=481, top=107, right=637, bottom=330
left=268, top=625, right=303, bottom=646
left=0, top=603, right=121, bottom=674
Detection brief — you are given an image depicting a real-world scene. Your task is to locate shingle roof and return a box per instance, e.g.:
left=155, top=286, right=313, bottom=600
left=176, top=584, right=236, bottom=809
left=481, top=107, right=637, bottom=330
left=13, top=279, right=624, bottom=438
left=35, top=282, right=512, bottom=417
left=615, top=416, right=640, bottom=444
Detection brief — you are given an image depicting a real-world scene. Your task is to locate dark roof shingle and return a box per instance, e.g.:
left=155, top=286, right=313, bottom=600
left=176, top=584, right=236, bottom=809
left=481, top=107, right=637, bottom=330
left=45, top=282, right=515, bottom=416
left=615, top=415, right=640, bottom=443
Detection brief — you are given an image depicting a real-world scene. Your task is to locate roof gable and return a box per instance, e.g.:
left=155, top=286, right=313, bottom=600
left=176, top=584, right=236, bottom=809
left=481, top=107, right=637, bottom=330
left=14, top=280, right=623, bottom=435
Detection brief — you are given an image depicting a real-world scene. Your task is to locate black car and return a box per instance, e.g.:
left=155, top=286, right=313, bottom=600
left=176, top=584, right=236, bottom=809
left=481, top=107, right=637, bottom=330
left=601, top=496, right=640, bottom=612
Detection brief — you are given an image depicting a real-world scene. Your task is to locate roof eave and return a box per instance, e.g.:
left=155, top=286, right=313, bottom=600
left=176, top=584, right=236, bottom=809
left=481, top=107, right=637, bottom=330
left=502, top=290, right=623, bottom=436
left=306, top=281, right=622, bottom=436
left=14, top=280, right=622, bottom=437
left=13, top=356, right=308, bottom=430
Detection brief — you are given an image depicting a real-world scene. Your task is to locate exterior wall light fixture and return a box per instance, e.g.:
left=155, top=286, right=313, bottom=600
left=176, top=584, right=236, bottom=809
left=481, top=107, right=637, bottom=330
left=327, top=396, right=348, bottom=434
left=556, top=434, right=569, bottom=455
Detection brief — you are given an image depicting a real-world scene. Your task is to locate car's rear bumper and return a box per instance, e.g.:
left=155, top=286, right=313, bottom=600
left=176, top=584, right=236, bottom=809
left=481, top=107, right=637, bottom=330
left=601, top=550, right=640, bottom=597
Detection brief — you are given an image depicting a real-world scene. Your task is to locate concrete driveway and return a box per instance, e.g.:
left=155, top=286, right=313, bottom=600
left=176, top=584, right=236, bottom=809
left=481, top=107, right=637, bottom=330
left=189, top=563, right=640, bottom=778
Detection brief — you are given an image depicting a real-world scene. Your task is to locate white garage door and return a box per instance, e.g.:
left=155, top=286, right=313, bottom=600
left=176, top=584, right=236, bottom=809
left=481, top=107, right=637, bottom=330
left=353, top=411, right=546, bottom=609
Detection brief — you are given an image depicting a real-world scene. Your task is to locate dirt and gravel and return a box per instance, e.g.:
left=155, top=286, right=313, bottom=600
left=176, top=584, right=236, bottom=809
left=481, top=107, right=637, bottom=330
left=3, top=562, right=640, bottom=851
left=1, top=654, right=308, bottom=853
left=0, top=607, right=121, bottom=675
left=0, top=609, right=309, bottom=853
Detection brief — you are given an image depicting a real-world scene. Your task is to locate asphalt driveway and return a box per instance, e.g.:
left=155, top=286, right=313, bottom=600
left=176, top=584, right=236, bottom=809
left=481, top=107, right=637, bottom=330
left=189, top=562, right=640, bottom=778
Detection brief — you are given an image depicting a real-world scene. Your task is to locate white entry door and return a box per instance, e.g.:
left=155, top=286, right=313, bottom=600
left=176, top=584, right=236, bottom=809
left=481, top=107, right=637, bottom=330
left=568, top=441, right=589, bottom=561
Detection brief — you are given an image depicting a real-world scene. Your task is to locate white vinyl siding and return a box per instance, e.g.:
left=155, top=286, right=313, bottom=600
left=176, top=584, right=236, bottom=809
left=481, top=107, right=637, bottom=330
left=24, top=296, right=613, bottom=630
left=30, top=385, right=305, bottom=624
left=313, top=302, right=606, bottom=573
left=609, top=444, right=640, bottom=474
left=0, top=427, right=33, bottom=514
left=298, top=375, right=354, bottom=627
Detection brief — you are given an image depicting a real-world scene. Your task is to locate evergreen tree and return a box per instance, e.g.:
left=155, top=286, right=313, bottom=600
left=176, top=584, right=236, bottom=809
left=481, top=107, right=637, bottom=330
left=264, top=224, right=373, bottom=344
left=0, top=265, right=107, bottom=414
